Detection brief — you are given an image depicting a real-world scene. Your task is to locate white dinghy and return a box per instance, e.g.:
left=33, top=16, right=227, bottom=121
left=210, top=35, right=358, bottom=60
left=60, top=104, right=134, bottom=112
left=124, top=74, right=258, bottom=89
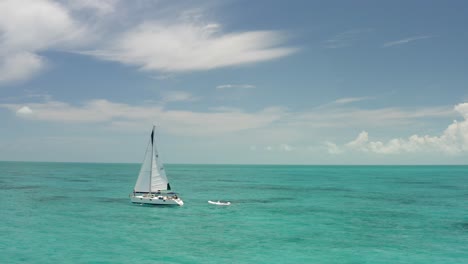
left=130, top=125, right=184, bottom=206
left=208, top=200, right=231, bottom=206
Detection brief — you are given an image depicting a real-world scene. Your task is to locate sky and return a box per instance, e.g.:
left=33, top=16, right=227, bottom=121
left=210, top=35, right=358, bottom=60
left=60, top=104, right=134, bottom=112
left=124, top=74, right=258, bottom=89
left=1, top=0, right=468, bottom=164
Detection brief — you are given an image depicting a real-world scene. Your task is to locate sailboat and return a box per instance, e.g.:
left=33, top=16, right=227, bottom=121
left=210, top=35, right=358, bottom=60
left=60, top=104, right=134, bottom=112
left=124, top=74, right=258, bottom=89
left=130, top=125, right=184, bottom=206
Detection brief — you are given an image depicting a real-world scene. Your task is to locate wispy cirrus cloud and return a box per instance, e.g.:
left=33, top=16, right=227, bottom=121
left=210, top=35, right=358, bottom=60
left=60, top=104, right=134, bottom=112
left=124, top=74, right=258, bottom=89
left=383, top=35, right=432, bottom=47
left=85, top=21, right=297, bottom=72
left=332, top=97, right=374, bottom=105
left=66, top=0, right=118, bottom=14
left=0, top=0, right=297, bottom=84
left=250, top=144, right=294, bottom=152
left=216, top=84, right=256, bottom=89
left=293, top=106, right=453, bottom=129
left=0, top=99, right=286, bottom=136
left=1, top=96, right=457, bottom=145
left=324, top=29, right=373, bottom=48
left=160, top=91, right=199, bottom=104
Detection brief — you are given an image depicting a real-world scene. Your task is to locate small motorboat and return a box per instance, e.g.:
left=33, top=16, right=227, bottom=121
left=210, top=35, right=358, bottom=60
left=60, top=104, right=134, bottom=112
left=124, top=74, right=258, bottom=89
left=208, top=200, right=231, bottom=206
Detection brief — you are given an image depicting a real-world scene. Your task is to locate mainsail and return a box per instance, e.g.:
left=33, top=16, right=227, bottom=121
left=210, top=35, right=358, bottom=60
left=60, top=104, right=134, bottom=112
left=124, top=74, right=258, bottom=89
left=134, top=126, right=170, bottom=193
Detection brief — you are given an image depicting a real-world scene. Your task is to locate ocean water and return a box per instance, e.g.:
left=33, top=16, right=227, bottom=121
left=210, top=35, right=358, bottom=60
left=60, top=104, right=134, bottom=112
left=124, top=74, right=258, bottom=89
left=0, top=162, right=467, bottom=264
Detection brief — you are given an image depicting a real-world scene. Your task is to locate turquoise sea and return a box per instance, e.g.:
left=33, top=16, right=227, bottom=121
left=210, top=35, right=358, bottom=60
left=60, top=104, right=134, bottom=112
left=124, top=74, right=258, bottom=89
left=0, top=162, right=467, bottom=263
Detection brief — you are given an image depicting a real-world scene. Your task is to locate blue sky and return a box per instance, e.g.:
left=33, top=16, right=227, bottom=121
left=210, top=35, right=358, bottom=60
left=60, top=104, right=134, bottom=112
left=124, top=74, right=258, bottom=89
left=1, top=0, right=468, bottom=164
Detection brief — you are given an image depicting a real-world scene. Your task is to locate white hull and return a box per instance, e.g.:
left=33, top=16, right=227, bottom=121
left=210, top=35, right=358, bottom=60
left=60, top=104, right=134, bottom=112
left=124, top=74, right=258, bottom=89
left=131, top=194, right=184, bottom=206
left=208, top=200, right=231, bottom=206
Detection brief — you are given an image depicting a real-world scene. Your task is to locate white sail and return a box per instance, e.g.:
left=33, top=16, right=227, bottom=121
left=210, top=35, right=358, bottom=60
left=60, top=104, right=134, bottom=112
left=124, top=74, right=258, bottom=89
left=134, top=141, right=152, bottom=192
left=134, top=126, right=170, bottom=193
left=150, top=151, right=169, bottom=192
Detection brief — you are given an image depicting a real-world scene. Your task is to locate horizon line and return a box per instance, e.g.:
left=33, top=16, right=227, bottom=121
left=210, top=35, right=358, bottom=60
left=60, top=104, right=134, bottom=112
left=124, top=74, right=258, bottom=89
left=1, top=160, right=467, bottom=166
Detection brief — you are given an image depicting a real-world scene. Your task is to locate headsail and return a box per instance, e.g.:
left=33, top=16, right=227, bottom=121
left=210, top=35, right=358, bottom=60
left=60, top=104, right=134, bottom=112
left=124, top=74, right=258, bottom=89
left=134, top=126, right=170, bottom=193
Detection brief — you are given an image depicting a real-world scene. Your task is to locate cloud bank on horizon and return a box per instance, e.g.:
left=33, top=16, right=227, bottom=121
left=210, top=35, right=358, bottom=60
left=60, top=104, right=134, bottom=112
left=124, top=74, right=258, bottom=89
left=2, top=98, right=467, bottom=156
left=327, top=103, right=468, bottom=155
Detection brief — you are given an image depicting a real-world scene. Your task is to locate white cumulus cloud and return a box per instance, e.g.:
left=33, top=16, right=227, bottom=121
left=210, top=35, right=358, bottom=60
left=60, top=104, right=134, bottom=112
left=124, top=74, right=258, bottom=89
left=279, top=144, right=294, bottom=151
left=325, top=141, right=343, bottom=154
left=16, top=106, right=33, bottom=115
left=0, top=0, right=86, bottom=84
left=0, top=52, right=44, bottom=83
left=329, top=103, right=468, bottom=155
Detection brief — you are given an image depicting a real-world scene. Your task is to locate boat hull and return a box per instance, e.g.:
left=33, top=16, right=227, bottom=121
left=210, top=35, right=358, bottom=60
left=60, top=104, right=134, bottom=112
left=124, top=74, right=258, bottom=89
left=131, top=195, right=184, bottom=206
left=208, top=200, right=231, bottom=206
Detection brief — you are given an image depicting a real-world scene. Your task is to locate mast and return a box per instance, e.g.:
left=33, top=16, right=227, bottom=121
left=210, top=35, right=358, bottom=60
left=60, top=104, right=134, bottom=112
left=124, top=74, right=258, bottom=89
left=149, top=125, right=155, bottom=194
